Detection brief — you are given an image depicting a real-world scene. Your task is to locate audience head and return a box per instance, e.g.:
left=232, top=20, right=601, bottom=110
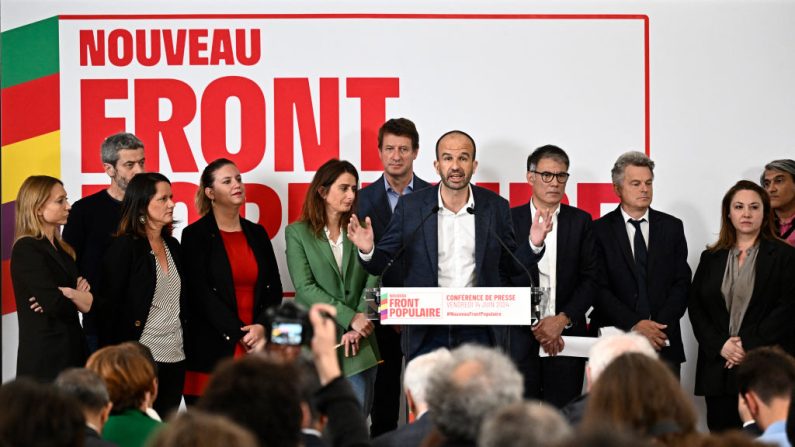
left=14, top=175, right=75, bottom=258
left=587, top=331, right=657, bottom=388
left=478, top=401, right=573, bottom=447
left=403, top=348, right=452, bottom=417
left=295, top=354, right=325, bottom=431
left=199, top=355, right=302, bottom=447
left=195, top=158, right=244, bottom=216
left=0, top=378, right=85, bottom=447
left=558, top=429, right=654, bottom=447
left=101, top=132, right=145, bottom=193
left=426, top=344, right=523, bottom=443
left=710, top=180, right=777, bottom=251
left=117, top=172, right=175, bottom=238
left=148, top=410, right=258, bottom=447
left=55, top=368, right=113, bottom=431
left=583, top=353, right=697, bottom=445
left=378, top=118, right=420, bottom=179
left=610, top=151, right=655, bottom=214
left=736, top=346, right=795, bottom=430
left=86, top=342, right=158, bottom=414
left=300, top=159, right=359, bottom=238
left=760, top=159, right=795, bottom=214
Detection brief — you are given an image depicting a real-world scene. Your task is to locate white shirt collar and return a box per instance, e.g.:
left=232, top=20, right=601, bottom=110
left=529, top=198, right=561, bottom=218
left=437, top=184, right=475, bottom=214
left=384, top=174, right=415, bottom=194
left=620, top=206, right=650, bottom=223
left=323, top=225, right=343, bottom=245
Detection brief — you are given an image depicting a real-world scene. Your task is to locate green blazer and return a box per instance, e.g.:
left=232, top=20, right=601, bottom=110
left=285, top=221, right=380, bottom=376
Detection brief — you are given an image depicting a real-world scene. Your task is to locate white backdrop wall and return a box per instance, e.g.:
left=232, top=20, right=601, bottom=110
left=3, top=0, right=794, bottom=430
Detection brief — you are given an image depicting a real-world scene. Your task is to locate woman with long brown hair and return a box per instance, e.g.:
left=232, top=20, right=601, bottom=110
left=99, top=172, right=186, bottom=417
left=284, top=159, right=380, bottom=415
left=11, top=175, right=93, bottom=381
left=689, top=180, right=795, bottom=431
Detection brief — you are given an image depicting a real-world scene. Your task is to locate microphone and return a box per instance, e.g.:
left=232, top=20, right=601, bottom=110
left=378, top=205, right=441, bottom=288
left=466, top=206, right=536, bottom=288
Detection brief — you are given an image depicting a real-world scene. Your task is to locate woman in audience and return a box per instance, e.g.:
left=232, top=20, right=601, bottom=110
left=689, top=180, right=795, bottom=431
left=99, top=173, right=186, bottom=416
left=285, top=159, right=380, bottom=414
left=582, top=353, right=698, bottom=446
left=87, top=343, right=162, bottom=447
left=181, top=158, right=283, bottom=401
left=148, top=410, right=258, bottom=447
left=11, top=175, right=92, bottom=382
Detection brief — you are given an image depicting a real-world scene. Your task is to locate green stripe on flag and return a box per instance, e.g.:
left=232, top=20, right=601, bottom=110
left=1, top=16, right=59, bottom=89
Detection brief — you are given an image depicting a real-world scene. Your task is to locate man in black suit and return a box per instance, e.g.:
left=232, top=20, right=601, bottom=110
left=55, top=368, right=117, bottom=447
left=508, top=145, right=599, bottom=408
left=591, top=151, right=691, bottom=376
left=373, top=348, right=451, bottom=447
left=356, top=118, right=430, bottom=436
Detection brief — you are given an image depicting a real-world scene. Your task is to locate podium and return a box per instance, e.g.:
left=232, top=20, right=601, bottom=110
left=364, top=287, right=551, bottom=326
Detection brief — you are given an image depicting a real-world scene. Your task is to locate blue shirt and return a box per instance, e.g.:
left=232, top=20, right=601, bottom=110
left=384, top=175, right=415, bottom=212
left=758, top=421, right=791, bottom=447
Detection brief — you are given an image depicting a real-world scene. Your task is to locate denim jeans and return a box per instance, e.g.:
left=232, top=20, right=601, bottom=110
left=347, top=365, right=377, bottom=416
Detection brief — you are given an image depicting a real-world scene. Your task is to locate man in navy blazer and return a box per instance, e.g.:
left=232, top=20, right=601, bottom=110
left=349, top=130, right=550, bottom=360
left=356, top=118, right=430, bottom=436
left=508, top=145, right=599, bottom=408
left=591, top=151, right=691, bottom=375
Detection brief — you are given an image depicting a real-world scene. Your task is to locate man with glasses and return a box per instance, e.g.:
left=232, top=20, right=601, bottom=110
left=590, top=151, right=691, bottom=377
left=507, top=145, right=599, bottom=408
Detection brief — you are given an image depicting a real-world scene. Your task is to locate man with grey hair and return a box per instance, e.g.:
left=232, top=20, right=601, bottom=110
left=63, top=132, right=145, bottom=352
left=373, top=348, right=452, bottom=447
left=55, top=368, right=117, bottom=447
left=761, top=159, right=795, bottom=247
left=425, top=344, right=524, bottom=446
left=478, top=401, right=573, bottom=447
left=561, top=331, right=657, bottom=425
left=591, top=151, right=691, bottom=377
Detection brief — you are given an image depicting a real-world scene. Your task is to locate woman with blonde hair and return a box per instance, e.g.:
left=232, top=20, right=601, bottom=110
left=86, top=342, right=161, bottom=447
left=11, top=175, right=92, bottom=381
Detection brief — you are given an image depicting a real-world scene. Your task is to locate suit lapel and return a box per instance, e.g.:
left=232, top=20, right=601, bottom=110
left=609, top=207, right=638, bottom=280
left=341, top=233, right=354, bottom=281
left=646, top=208, right=662, bottom=274
left=207, top=216, right=237, bottom=305
left=47, top=238, right=78, bottom=281
left=748, top=240, right=775, bottom=310
left=556, top=205, right=571, bottom=270
left=313, top=232, right=343, bottom=281
left=375, top=175, right=394, bottom=227
left=474, top=188, right=491, bottom=280
left=423, top=186, right=440, bottom=277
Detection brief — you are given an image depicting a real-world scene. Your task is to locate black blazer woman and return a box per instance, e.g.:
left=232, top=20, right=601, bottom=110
left=11, top=176, right=93, bottom=382
left=689, top=180, right=795, bottom=432
left=99, top=172, right=187, bottom=417
left=181, top=159, right=283, bottom=398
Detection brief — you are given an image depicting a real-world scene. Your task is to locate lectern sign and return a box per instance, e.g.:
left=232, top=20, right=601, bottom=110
left=379, top=287, right=533, bottom=325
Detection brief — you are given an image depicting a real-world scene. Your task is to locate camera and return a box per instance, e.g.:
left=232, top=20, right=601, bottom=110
left=266, top=301, right=312, bottom=346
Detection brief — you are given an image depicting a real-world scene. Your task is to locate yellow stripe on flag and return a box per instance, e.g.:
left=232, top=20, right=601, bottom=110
left=1, top=130, right=60, bottom=203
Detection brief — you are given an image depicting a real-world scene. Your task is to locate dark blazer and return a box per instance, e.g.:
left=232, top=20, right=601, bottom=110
left=689, top=238, right=795, bottom=396
left=10, top=237, right=87, bottom=382
left=84, top=426, right=117, bottom=447
left=508, top=202, right=598, bottom=332
left=357, top=174, right=430, bottom=287
left=181, top=213, right=283, bottom=372
left=373, top=412, right=435, bottom=447
left=97, top=234, right=187, bottom=347
left=591, top=207, right=691, bottom=363
left=360, top=184, right=541, bottom=358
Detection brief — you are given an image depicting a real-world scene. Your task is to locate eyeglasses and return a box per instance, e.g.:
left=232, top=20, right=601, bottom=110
left=531, top=170, right=570, bottom=184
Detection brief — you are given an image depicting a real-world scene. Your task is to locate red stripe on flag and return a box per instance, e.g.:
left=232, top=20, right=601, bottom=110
left=2, top=259, right=16, bottom=315
left=1, top=73, right=60, bottom=146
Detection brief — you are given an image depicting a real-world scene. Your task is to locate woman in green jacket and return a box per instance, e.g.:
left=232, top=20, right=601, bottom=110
left=285, top=159, right=380, bottom=415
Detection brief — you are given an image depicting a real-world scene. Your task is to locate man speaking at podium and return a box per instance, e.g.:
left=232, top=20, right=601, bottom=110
left=348, top=130, right=551, bottom=361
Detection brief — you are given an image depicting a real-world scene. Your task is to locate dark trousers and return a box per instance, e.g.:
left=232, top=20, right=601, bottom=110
left=154, top=360, right=186, bottom=418
left=509, top=326, right=585, bottom=408
left=705, top=394, right=742, bottom=433
left=416, top=326, right=494, bottom=359
left=370, top=322, right=404, bottom=437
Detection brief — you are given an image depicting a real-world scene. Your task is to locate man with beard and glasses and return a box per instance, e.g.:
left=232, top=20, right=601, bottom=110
left=349, top=130, right=549, bottom=360
left=63, top=132, right=145, bottom=353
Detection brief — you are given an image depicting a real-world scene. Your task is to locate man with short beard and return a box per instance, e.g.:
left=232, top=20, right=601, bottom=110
left=63, top=132, right=145, bottom=352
